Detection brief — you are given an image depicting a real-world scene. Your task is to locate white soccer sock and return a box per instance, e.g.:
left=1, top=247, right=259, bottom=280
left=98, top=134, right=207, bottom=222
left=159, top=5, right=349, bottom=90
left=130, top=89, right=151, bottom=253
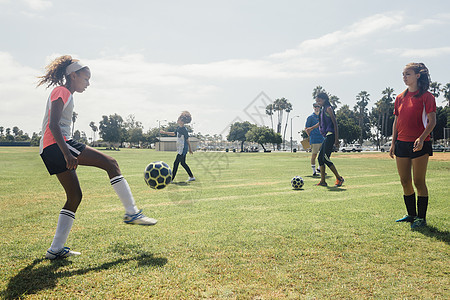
left=311, top=165, right=316, bottom=172
left=110, top=175, right=139, bottom=215
left=50, top=209, right=75, bottom=251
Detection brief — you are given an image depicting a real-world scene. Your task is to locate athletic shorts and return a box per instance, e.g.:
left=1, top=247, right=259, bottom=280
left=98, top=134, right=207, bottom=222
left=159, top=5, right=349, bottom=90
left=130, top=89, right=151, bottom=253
left=311, top=143, right=322, bottom=154
left=394, top=140, right=432, bottom=159
left=40, top=140, right=86, bottom=175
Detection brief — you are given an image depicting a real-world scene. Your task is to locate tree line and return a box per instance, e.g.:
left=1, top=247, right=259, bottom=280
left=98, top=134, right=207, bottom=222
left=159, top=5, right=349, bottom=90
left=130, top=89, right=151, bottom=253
left=226, top=82, right=449, bottom=151
left=0, top=113, right=195, bottom=148
left=1, top=81, right=449, bottom=148
left=323, top=82, right=450, bottom=145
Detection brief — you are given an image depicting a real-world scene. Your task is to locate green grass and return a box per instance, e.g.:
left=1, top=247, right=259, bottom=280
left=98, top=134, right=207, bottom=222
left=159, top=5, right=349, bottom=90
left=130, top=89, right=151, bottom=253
left=0, top=147, right=449, bottom=299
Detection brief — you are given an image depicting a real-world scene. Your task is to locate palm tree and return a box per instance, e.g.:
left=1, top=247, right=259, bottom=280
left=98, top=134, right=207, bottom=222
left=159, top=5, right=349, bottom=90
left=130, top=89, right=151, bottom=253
left=441, top=82, right=450, bottom=107
left=329, top=94, right=341, bottom=110
left=71, top=111, right=78, bottom=137
left=265, top=104, right=274, bottom=131
left=273, top=98, right=288, bottom=135
left=282, top=101, right=293, bottom=149
left=354, top=91, right=370, bottom=145
left=312, top=86, right=326, bottom=99
left=430, top=81, right=441, bottom=98
left=381, top=87, right=395, bottom=141
left=273, top=98, right=291, bottom=150
left=89, top=121, right=98, bottom=146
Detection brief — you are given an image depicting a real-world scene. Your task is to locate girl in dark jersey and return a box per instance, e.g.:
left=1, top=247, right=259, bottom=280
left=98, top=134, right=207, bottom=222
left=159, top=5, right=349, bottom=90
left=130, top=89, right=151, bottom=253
left=390, top=63, right=436, bottom=229
left=160, top=111, right=195, bottom=182
left=306, top=93, right=344, bottom=187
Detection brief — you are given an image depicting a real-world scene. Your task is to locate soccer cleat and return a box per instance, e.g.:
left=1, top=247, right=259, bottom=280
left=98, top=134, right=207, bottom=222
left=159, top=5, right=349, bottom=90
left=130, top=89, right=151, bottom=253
left=334, top=177, right=344, bottom=187
left=395, top=215, right=416, bottom=223
left=315, top=181, right=327, bottom=187
left=313, top=172, right=319, bottom=177
left=45, top=247, right=81, bottom=260
left=124, top=210, right=157, bottom=226
left=187, top=177, right=196, bottom=182
left=411, top=218, right=427, bottom=229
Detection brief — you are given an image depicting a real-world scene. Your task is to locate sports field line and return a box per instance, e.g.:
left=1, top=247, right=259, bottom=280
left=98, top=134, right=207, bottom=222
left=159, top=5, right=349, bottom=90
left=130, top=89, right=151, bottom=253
left=93, top=188, right=369, bottom=214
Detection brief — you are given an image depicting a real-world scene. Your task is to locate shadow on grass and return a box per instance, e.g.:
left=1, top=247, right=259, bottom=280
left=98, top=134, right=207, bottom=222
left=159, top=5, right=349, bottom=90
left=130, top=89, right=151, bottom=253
left=327, top=187, right=346, bottom=192
left=2, top=251, right=167, bottom=300
left=171, top=182, right=189, bottom=186
left=306, top=174, right=346, bottom=190
left=414, top=225, right=450, bottom=245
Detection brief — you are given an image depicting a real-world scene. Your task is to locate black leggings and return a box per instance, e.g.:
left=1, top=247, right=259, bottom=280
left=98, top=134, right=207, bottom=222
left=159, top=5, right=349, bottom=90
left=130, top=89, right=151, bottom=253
left=172, top=154, right=193, bottom=180
left=318, top=134, right=335, bottom=168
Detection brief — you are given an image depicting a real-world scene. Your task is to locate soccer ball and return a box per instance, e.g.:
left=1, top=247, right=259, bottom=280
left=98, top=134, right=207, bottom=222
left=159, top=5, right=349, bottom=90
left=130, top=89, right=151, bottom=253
left=291, top=176, right=304, bottom=190
left=144, top=161, right=172, bottom=189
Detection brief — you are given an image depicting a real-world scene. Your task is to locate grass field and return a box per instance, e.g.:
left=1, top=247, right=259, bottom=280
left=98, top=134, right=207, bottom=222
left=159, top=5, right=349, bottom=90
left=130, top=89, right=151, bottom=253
left=0, top=147, right=449, bottom=299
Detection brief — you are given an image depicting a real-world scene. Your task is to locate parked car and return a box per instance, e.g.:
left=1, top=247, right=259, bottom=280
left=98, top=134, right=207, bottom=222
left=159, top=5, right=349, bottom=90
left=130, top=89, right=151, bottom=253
left=432, top=144, right=446, bottom=152
left=341, top=144, right=362, bottom=152
left=380, top=142, right=391, bottom=152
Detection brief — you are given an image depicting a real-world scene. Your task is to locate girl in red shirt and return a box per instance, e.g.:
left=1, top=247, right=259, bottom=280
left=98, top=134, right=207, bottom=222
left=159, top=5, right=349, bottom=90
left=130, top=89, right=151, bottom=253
left=389, top=63, right=436, bottom=229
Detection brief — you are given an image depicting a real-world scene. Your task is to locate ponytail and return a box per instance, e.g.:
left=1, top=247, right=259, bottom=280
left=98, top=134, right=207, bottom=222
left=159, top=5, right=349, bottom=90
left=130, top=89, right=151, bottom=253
left=37, top=55, right=76, bottom=88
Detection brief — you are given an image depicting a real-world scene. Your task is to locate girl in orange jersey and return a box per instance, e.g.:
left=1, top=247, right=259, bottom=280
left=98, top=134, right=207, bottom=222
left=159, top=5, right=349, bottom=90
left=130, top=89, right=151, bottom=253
left=390, top=63, right=436, bottom=229
left=38, top=55, right=157, bottom=260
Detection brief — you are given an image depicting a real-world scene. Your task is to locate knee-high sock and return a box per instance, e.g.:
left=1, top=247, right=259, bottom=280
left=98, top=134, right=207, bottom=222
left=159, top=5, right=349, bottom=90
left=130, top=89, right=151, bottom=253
left=50, top=209, right=75, bottom=251
left=110, top=175, right=139, bottom=215
left=403, top=193, right=417, bottom=217
left=417, top=196, right=428, bottom=220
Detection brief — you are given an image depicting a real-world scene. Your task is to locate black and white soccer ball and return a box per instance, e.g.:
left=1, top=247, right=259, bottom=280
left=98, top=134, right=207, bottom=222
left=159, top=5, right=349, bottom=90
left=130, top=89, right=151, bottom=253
left=144, top=161, right=172, bottom=189
left=291, top=176, right=304, bottom=190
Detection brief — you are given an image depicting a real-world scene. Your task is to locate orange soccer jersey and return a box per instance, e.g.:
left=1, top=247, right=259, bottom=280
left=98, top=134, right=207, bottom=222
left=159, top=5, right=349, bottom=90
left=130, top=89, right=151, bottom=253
left=39, top=86, right=74, bottom=153
left=394, top=90, right=436, bottom=142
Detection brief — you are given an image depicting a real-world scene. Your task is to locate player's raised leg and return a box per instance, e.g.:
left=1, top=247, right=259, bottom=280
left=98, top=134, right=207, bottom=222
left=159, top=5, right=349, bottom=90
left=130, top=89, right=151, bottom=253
left=77, top=146, right=157, bottom=225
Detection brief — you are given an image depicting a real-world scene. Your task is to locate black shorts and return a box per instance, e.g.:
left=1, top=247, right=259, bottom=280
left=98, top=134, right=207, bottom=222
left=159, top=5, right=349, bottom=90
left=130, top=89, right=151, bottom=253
left=40, top=140, right=86, bottom=175
left=394, top=140, right=432, bottom=159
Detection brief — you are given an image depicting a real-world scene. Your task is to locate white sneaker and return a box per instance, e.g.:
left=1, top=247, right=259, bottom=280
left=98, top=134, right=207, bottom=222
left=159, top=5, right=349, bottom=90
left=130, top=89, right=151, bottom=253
left=187, top=177, right=196, bottom=182
left=124, top=210, right=157, bottom=226
left=45, top=247, right=81, bottom=260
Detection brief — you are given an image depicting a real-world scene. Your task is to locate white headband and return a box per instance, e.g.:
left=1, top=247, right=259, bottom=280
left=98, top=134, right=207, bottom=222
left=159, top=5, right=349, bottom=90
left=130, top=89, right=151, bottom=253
left=65, top=61, right=86, bottom=75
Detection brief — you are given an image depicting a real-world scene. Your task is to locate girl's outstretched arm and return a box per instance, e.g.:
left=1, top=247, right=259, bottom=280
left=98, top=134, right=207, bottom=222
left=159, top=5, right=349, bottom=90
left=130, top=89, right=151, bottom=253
left=160, top=130, right=176, bottom=136
left=305, top=123, right=319, bottom=135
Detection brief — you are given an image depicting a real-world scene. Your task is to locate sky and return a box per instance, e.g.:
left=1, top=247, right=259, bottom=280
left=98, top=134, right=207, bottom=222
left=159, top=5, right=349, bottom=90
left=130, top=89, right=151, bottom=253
left=1, top=0, right=449, bottom=142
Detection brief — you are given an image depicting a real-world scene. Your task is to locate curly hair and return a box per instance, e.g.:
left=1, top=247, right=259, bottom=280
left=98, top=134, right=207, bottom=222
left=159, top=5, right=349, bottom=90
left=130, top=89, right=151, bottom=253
left=36, top=55, right=76, bottom=88
left=179, top=111, right=192, bottom=124
left=402, top=62, right=431, bottom=98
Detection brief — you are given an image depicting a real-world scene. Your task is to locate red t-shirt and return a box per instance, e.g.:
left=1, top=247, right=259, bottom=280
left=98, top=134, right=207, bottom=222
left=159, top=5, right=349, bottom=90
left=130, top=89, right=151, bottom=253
left=394, top=90, right=436, bottom=142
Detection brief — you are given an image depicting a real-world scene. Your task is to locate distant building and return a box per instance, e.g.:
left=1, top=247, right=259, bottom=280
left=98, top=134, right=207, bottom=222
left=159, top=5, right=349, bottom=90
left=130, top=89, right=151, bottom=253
left=155, top=136, right=199, bottom=151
